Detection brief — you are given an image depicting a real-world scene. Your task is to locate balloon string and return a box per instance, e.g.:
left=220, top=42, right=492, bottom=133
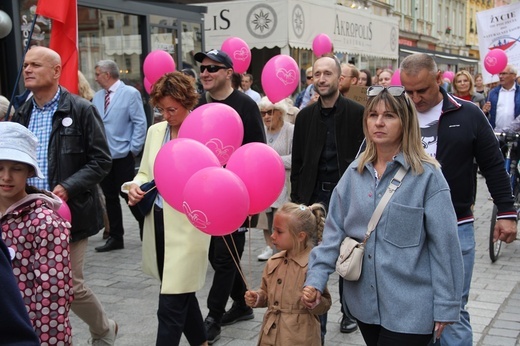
left=222, top=235, right=249, bottom=291
left=247, top=215, right=252, bottom=291
left=143, top=185, right=157, bottom=195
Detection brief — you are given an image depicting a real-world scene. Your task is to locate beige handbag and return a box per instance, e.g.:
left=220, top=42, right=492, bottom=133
left=336, top=166, right=408, bottom=281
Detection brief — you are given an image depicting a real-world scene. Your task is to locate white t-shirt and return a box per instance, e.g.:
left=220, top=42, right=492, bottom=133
left=417, top=100, right=443, bottom=158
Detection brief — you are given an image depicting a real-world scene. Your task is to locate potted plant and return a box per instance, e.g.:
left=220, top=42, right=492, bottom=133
left=445, top=26, right=451, bottom=34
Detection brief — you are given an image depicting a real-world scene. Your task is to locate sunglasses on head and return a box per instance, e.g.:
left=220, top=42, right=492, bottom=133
left=200, top=65, right=228, bottom=73
left=367, top=85, right=406, bottom=97
left=367, top=85, right=410, bottom=107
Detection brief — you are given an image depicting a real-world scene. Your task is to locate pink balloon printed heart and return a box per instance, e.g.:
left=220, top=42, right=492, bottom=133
left=276, top=68, right=297, bottom=86
left=183, top=202, right=210, bottom=230
left=234, top=47, right=249, bottom=62
left=205, top=138, right=235, bottom=165
left=486, top=56, right=497, bottom=66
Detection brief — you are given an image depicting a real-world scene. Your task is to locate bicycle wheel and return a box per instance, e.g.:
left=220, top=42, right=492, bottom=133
left=489, top=205, right=503, bottom=262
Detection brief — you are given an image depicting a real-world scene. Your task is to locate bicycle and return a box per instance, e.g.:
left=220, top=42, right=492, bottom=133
left=489, top=131, right=520, bottom=262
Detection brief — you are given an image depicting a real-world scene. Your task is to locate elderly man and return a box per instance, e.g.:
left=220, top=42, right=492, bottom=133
left=400, top=53, right=517, bottom=346
left=92, top=60, right=147, bottom=251
left=484, top=64, right=520, bottom=130
left=13, top=46, right=116, bottom=345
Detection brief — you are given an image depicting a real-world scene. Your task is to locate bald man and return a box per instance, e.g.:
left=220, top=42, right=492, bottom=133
left=13, top=46, right=117, bottom=345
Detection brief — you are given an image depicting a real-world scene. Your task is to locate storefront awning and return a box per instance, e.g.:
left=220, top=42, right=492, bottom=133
left=199, top=0, right=399, bottom=60
left=399, top=46, right=479, bottom=66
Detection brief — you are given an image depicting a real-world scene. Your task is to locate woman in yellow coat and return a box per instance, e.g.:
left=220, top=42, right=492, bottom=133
left=123, top=72, right=210, bottom=346
left=245, top=203, right=331, bottom=346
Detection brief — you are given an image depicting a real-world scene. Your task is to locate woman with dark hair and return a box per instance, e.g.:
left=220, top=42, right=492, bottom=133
left=358, top=69, right=372, bottom=87
left=123, top=72, right=210, bottom=346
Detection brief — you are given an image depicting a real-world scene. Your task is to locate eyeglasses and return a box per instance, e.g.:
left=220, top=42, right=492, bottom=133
left=499, top=72, right=515, bottom=76
left=155, top=107, right=178, bottom=116
left=200, top=65, right=228, bottom=73
left=367, top=85, right=410, bottom=107
left=260, top=109, right=275, bottom=116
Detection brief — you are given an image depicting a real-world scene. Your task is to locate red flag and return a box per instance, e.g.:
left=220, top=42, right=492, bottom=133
left=36, top=0, right=79, bottom=94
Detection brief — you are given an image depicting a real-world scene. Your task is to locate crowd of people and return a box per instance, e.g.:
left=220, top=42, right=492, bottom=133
left=0, top=44, right=518, bottom=346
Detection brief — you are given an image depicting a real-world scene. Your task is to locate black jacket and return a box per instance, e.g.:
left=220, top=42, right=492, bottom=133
left=436, top=87, right=515, bottom=221
left=13, top=87, right=112, bottom=242
left=291, top=95, right=364, bottom=204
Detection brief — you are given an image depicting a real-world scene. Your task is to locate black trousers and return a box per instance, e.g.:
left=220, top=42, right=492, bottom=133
left=99, top=153, right=144, bottom=240
left=156, top=292, right=207, bottom=346
left=206, top=231, right=246, bottom=322
left=357, top=320, right=432, bottom=346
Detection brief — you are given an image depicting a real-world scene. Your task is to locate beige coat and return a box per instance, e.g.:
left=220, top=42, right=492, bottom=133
left=254, top=247, right=331, bottom=346
left=123, top=122, right=210, bottom=294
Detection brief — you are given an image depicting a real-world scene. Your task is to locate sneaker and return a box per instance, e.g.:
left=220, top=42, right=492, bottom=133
left=204, top=316, right=221, bottom=345
left=221, top=302, right=254, bottom=326
left=257, top=246, right=273, bottom=261
left=92, top=319, right=118, bottom=346
left=340, top=314, right=358, bottom=333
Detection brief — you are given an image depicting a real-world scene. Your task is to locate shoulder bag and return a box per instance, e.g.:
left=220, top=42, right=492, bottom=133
left=336, top=166, right=408, bottom=281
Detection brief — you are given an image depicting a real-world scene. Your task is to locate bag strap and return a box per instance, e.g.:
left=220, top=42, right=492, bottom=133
left=205, top=91, right=212, bottom=103
left=363, top=165, right=408, bottom=244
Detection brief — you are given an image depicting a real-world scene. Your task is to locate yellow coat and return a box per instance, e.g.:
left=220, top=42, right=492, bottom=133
left=124, top=122, right=210, bottom=294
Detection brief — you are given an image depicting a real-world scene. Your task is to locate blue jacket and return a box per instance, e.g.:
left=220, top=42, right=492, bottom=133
left=93, top=81, right=147, bottom=159
left=487, top=83, right=520, bottom=128
left=305, top=153, right=464, bottom=334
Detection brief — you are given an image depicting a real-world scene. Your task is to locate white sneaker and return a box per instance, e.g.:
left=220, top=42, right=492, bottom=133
left=92, top=319, right=118, bottom=346
left=257, top=246, right=273, bottom=261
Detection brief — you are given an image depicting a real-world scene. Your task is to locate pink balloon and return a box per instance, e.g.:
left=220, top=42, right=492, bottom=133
left=143, top=50, right=176, bottom=84
left=226, top=143, right=285, bottom=215
left=57, top=198, right=72, bottom=223
left=484, top=49, right=508, bottom=75
left=312, top=33, right=333, bottom=57
left=261, top=55, right=300, bottom=103
left=144, top=77, right=152, bottom=94
left=178, top=103, right=244, bottom=165
left=183, top=167, right=250, bottom=236
left=221, top=37, right=251, bottom=74
left=154, top=138, right=220, bottom=212
left=390, top=69, right=401, bottom=86
left=442, top=71, right=454, bottom=82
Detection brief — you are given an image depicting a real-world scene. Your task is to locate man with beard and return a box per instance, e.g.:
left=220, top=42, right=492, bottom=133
left=291, top=55, right=364, bottom=343
left=339, top=63, right=359, bottom=97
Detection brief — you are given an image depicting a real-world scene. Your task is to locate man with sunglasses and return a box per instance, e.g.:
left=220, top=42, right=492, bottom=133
left=400, top=53, right=517, bottom=346
left=194, top=49, right=265, bottom=344
left=291, top=54, right=365, bottom=341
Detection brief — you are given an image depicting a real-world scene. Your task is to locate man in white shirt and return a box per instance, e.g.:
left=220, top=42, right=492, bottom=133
left=484, top=65, right=520, bottom=130
left=241, top=73, right=261, bottom=102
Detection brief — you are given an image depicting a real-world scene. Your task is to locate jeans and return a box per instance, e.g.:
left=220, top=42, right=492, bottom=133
left=439, top=222, right=474, bottom=346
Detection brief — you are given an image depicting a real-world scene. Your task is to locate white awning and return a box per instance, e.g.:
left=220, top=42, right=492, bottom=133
left=199, top=0, right=399, bottom=60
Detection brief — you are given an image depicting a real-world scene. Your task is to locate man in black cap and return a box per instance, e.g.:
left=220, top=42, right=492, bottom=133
left=194, top=49, right=265, bottom=344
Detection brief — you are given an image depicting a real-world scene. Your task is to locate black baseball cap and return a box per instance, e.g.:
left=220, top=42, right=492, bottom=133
left=194, top=49, right=234, bottom=69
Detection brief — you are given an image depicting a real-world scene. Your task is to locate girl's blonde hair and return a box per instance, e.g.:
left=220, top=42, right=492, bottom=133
left=276, top=202, right=326, bottom=253
left=358, top=90, right=439, bottom=174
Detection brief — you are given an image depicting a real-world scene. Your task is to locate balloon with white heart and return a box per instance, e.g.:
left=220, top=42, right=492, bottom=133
left=484, top=49, right=508, bottom=75
left=261, top=54, right=299, bottom=103
left=221, top=37, right=251, bottom=74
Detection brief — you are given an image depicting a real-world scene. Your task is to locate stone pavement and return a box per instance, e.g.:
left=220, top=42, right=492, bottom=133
left=70, top=176, right=520, bottom=346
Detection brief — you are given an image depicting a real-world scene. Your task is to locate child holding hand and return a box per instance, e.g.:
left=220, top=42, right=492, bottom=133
left=245, top=202, right=331, bottom=346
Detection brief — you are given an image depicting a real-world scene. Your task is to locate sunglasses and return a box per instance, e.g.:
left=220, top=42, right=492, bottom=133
left=200, top=65, right=228, bottom=73
left=367, top=85, right=410, bottom=107
left=260, top=109, right=275, bottom=116
left=306, top=76, right=312, bottom=80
